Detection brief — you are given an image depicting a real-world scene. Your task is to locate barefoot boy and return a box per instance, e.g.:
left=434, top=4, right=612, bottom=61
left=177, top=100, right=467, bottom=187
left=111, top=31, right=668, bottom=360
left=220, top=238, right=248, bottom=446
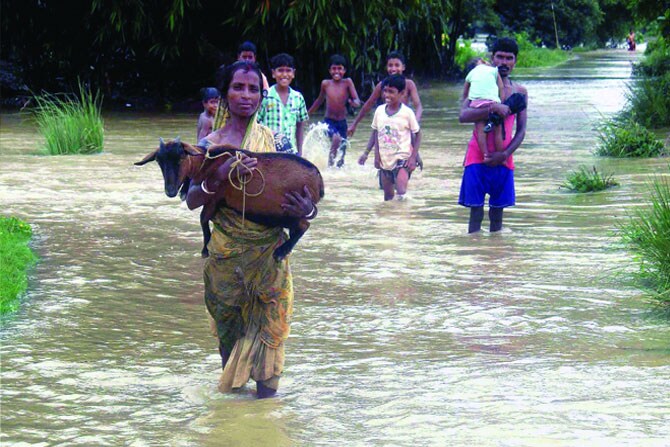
left=197, top=87, right=220, bottom=140
left=371, top=75, right=421, bottom=201
left=352, top=52, right=423, bottom=168
left=308, top=54, right=361, bottom=167
left=257, top=53, right=309, bottom=156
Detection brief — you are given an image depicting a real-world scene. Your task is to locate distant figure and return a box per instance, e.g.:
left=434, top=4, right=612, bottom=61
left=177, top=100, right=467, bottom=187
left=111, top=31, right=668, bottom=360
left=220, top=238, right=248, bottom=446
left=308, top=54, right=361, bottom=167
left=257, top=53, right=309, bottom=156
left=370, top=75, right=421, bottom=201
left=236, top=41, right=270, bottom=91
left=626, top=30, right=636, bottom=51
left=354, top=51, right=423, bottom=170
left=197, top=87, right=220, bottom=141
left=462, top=57, right=506, bottom=158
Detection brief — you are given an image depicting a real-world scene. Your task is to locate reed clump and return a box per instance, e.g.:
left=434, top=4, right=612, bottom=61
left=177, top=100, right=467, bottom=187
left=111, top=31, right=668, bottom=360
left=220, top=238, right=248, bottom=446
left=595, top=118, right=666, bottom=157
left=561, top=165, right=618, bottom=193
left=0, top=216, right=38, bottom=315
left=33, top=82, right=104, bottom=155
left=620, top=174, right=670, bottom=305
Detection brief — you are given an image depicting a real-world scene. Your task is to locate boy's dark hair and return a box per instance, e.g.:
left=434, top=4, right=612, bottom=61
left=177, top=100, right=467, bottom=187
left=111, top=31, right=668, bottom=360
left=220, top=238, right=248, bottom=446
left=270, top=53, right=295, bottom=69
left=329, top=54, right=347, bottom=69
left=219, top=61, right=263, bottom=99
left=201, top=87, right=220, bottom=101
left=381, top=74, right=406, bottom=92
left=491, top=37, right=519, bottom=56
left=385, top=51, right=405, bottom=64
left=465, top=57, right=484, bottom=75
left=237, top=41, right=257, bottom=55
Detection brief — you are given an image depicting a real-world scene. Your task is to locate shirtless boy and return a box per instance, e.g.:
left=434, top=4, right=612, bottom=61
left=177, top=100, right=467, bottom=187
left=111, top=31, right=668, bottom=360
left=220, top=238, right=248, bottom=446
left=308, top=54, right=361, bottom=167
left=353, top=52, right=423, bottom=167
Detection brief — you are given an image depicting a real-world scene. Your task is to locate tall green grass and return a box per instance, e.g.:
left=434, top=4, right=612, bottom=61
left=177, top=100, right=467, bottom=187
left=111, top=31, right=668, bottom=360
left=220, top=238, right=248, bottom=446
left=561, top=165, right=618, bottom=192
left=33, top=82, right=104, bottom=155
left=595, top=118, right=666, bottom=157
left=513, top=32, right=570, bottom=68
left=620, top=174, right=670, bottom=304
left=455, top=39, right=486, bottom=70
left=0, top=216, right=38, bottom=315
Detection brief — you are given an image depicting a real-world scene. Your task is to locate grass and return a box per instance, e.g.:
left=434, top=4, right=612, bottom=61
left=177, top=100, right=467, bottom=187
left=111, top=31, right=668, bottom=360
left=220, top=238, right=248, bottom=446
left=595, top=118, right=666, bottom=157
left=513, top=32, right=570, bottom=68
left=0, top=216, right=38, bottom=315
left=561, top=165, right=618, bottom=192
left=33, top=82, right=104, bottom=155
left=619, top=174, right=670, bottom=305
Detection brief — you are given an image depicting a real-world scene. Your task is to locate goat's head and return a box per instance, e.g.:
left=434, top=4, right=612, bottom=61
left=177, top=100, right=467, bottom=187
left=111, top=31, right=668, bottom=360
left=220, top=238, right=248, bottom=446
left=135, top=137, right=202, bottom=198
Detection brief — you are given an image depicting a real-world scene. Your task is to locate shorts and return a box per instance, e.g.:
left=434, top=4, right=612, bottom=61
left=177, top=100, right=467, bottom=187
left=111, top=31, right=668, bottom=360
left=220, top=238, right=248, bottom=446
left=379, top=159, right=412, bottom=186
left=458, top=163, right=515, bottom=208
left=324, top=118, right=348, bottom=140
left=470, top=99, right=497, bottom=109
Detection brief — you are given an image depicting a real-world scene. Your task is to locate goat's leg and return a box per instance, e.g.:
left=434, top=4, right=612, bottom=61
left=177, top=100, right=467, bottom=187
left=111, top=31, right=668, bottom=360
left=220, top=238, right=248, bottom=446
left=201, top=203, right=215, bottom=258
left=273, top=219, right=309, bottom=261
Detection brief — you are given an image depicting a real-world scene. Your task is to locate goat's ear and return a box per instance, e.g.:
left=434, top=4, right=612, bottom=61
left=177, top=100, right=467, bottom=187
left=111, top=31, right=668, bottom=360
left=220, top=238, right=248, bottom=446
left=182, top=142, right=203, bottom=156
left=135, top=148, right=158, bottom=166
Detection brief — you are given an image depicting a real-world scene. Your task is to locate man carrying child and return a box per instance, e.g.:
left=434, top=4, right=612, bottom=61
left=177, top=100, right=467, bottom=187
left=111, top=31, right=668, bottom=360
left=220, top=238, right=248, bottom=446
left=308, top=54, right=361, bottom=167
left=458, top=37, right=528, bottom=233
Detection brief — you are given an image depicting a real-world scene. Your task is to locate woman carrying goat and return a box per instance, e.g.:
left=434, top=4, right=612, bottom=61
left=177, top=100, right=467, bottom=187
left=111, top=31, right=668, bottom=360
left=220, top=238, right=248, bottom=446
left=186, top=61, right=316, bottom=398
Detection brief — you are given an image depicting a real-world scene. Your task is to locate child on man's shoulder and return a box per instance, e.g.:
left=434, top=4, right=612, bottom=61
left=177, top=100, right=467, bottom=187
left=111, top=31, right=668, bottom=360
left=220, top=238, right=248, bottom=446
left=307, top=54, right=361, bottom=167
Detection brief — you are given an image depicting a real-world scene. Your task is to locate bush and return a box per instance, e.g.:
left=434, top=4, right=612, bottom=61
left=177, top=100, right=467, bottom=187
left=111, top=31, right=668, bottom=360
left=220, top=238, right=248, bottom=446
left=513, top=32, right=570, bottom=68
left=455, top=39, right=486, bottom=71
left=625, top=71, right=670, bottom=128
left=561, top=165, right=618, bottom=192
left=620, top=174, right=670, bottom=304
left=33, top=82, right=104, bottom=155
left=595, top=118, right=666, bottom=157
left=0, top=216, right=38, bottom=315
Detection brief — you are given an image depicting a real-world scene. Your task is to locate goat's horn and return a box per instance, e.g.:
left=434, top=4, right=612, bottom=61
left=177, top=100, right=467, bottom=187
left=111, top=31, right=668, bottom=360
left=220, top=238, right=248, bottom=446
left=175, top=136, right=181, bottom=143
left=159, top=137, right=166, bottom=147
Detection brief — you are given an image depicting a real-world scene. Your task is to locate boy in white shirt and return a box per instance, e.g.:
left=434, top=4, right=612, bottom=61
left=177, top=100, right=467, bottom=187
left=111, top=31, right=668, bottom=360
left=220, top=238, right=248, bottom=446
left=370, top=75, right=421, bottom=201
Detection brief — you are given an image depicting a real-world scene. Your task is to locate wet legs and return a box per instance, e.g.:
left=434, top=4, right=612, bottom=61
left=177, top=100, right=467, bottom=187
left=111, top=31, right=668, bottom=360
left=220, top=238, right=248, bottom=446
left=468, top=206, right=504, bottom=233
left=468, top=206, right=484, bottom=233
left=489, top=207, right=503, bottom=232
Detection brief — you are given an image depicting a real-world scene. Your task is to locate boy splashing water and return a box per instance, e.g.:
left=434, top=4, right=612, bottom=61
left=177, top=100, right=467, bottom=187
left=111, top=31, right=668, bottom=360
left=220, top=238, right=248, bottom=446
left=308, top=54, right=361, bottom=167
left=370, top=75, right=421, bottom=201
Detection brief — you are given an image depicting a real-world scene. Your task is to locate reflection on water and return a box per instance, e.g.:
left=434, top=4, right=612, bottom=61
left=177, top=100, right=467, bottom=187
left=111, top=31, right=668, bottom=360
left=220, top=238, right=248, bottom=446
left=1, top=50, right=669, bottom=446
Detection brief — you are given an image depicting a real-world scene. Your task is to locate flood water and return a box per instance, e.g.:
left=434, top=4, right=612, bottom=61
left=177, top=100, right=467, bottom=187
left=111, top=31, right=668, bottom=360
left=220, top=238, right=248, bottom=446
left=1, top=50, right=669, bottom=446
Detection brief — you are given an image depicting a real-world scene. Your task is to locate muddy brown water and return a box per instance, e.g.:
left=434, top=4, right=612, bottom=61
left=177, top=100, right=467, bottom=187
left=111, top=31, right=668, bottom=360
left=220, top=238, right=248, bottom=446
left=1, top=50, right=669, bottom=446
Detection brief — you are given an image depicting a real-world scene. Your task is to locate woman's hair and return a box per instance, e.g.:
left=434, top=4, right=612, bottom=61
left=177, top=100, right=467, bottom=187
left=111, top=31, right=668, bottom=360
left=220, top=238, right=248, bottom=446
left=218, top=61, right=264, bottom=98
left=381, top=74, right=406, bottom=92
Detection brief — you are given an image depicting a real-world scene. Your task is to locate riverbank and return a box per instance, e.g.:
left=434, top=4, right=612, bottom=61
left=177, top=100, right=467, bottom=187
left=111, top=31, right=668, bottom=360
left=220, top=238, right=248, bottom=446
left=0, top=216, right=37, bottom=314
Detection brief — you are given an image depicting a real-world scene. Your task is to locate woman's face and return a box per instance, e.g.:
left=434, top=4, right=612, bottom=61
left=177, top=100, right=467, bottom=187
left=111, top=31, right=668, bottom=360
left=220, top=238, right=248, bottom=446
left=226, top=69, right=261, bottom=118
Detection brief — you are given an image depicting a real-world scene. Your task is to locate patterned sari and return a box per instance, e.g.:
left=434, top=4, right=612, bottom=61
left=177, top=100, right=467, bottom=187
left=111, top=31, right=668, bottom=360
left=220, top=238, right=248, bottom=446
left=202, top=119, right=292, bottom=392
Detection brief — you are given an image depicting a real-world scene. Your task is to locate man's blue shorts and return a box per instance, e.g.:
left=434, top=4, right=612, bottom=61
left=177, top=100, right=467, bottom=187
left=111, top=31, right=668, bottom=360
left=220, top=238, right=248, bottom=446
left=458, top=164, right=515, bottom=208
left=324, top=118, right=348, bottom=140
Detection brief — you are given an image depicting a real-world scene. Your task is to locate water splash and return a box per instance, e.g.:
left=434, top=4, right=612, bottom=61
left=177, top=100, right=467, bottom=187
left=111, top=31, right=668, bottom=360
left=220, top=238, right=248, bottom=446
left=302, top=122, right=350, bottom=171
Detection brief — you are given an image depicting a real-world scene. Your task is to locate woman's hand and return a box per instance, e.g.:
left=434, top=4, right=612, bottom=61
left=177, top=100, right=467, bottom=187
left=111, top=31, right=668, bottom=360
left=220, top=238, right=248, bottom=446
left=281, top=185, right=316, bottom=218
left=209, top=154, right=258, bottom=189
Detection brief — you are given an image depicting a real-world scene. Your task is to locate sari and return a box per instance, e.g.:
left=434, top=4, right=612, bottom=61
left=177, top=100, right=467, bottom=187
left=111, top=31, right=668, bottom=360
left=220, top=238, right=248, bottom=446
left=202, top=119, right=292, bottom=392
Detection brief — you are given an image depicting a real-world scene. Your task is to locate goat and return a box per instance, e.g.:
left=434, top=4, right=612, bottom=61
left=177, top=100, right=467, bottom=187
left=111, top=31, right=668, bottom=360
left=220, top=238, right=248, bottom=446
left=191, top=144, right=325, bottom=261
left=135, top=138, right=213, bottom=257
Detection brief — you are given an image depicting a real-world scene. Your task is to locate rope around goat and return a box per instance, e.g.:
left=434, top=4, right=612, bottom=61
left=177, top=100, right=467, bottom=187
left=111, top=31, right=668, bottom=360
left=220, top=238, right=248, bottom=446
left=204, top=150, right=266, bottom=225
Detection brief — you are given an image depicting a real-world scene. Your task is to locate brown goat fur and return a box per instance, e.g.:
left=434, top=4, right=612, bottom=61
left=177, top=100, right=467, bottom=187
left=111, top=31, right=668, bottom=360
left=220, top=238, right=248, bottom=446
left=192, top=144, right=324, bottom=261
